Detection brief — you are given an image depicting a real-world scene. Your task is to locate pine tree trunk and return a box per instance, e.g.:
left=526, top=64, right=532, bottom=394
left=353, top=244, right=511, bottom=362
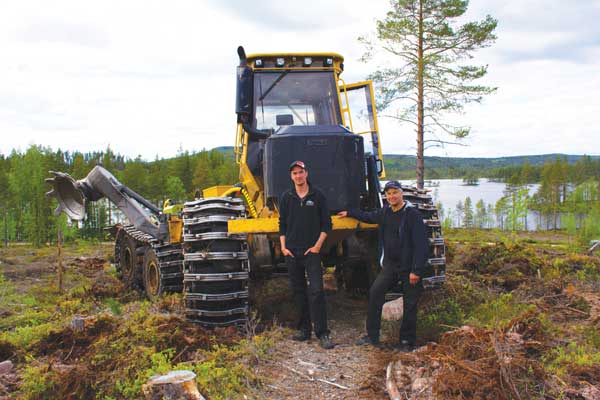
left=416, top=0, right=425, bottom=189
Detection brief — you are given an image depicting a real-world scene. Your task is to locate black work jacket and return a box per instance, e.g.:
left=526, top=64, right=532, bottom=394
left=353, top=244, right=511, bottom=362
left=348, top=203, right=428, bottom=276
left=278, top=183, right=332, bottom=250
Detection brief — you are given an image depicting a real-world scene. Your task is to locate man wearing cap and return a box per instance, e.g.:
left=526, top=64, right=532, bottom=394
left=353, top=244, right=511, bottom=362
left=279, top=160, right=334, bottom=349
left=338, top=180, right=427, bottom=352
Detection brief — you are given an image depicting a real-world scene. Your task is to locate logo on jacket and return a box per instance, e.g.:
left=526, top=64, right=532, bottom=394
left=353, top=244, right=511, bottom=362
left=305, top=200, right=315, bottom=206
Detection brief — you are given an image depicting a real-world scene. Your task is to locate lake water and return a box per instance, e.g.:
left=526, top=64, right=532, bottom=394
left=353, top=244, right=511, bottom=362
left=398, top=178, right=542, bottom=229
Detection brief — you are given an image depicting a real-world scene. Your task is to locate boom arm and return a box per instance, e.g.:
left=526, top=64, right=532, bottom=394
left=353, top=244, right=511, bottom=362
left=46, top=166, right=164, bottom=240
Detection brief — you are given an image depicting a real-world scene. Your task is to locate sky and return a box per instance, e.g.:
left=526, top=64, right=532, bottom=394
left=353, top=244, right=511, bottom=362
left=0, top=0, right=599, bottom=160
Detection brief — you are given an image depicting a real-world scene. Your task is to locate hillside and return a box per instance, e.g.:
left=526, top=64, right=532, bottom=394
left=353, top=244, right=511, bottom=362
left=210, top=147, right=600, bottom=180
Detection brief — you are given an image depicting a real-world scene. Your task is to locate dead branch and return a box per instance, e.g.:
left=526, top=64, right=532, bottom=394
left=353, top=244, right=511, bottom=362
left=386, top=361, right=402, bottom=400
left=316, top=378, right=350, bottom=390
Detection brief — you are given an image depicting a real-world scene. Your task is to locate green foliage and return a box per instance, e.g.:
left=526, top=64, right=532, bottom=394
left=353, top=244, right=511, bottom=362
left=191, top=335, right=276, bottom=400
left=104, top=297, right=123, bottom=316
left=418, top=275, right=488, bottom=341
left=467, top=293, right=535, bottom=329
left=20, top=360, right=57, bottom=400
left=462, top=197, right=474, bottom=228
left=547, top=254, right=600, bottom=281
left=115, top=348, right=179, bottom=398
left=543, top=342, right=600, bottom=377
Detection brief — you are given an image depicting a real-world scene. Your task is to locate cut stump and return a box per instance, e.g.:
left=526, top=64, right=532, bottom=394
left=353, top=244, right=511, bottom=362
left=142, top=370, right=205, bottom=400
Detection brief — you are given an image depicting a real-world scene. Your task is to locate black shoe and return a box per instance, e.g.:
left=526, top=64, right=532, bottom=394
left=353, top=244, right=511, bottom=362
left=318, top=334, right=334, bottom=349
left=395, top=340, right=416, bottom=352
left=292, top=330, right=311, bottom=342
left=355, top=335, right=380, bottom=347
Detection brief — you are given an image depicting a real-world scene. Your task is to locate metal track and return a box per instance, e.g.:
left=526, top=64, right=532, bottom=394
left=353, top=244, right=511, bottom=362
left=152, top=241, right=184, bottom=293
left=115, top=224, right=183, bottom=294
left=182, top=197, right=249, bottom=327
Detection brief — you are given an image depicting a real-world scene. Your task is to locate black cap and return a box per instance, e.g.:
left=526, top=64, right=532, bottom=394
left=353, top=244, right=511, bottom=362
left=383, top=180, right=402, bottom=191
left=289, top=160, right=306, bottom=171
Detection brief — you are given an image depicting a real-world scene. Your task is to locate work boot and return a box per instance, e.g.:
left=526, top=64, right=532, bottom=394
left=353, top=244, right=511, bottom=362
left=395, top=340, right=416, bottom=352
left=292, top=330, right=311, bottom=342
left=318, top=334, right=334, bottom=349
left=355, top=335, right=380, bottom=347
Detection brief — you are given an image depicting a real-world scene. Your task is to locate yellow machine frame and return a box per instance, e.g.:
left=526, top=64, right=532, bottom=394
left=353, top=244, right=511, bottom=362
left=203, top=52, right=384, bottom=236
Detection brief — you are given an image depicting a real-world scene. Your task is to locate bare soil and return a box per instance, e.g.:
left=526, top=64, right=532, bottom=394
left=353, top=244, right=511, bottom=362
left=251, top=274, right=406, bottom=400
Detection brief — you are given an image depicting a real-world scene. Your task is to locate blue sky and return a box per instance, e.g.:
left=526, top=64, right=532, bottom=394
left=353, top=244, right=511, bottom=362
left=0, top=0, right=598, bottom=159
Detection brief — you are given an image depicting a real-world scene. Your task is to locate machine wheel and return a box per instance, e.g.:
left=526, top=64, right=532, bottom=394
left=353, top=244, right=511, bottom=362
left=143, top=244, right=184, bottom=301
left=118, top=233, right=140, bottom=289
left=182, top=197, right=249, bottom=327
left=143, top=248, right=161, bottom=301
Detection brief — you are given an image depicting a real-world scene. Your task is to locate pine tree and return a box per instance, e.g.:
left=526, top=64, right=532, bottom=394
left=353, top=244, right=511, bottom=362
left=463, top=197, right=474, bottom=228
left=360, top=0, right=497, bottom=188
left=475, top=199, right=486, bottom=229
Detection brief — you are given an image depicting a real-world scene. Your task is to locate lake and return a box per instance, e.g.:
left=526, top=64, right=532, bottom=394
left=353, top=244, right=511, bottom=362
left=398, top=178, right=542, bottom=229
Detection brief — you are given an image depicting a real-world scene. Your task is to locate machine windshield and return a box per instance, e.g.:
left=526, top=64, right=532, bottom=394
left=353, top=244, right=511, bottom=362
left=253, top=71, right=341, bottom=131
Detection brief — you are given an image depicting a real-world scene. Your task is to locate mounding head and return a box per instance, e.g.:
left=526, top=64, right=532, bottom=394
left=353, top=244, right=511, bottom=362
left=45, top=171, right=86, bottom=220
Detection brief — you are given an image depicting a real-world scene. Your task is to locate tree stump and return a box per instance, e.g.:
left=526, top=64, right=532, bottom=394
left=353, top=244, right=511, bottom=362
left=142, top=370, right=204, bottom=400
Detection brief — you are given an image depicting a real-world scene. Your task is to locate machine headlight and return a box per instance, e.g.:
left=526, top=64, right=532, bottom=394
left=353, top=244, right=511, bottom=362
left=303, top=57, right=312, bottom=66
left=325, top=57, right=333, bottom=66
left=276, top=57, right=285, bottom=67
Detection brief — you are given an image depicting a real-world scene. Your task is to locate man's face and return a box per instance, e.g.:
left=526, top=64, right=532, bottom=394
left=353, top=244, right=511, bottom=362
left=290, top=166, right=308, bottom=186
left=385, top=188, right=404, bottom=206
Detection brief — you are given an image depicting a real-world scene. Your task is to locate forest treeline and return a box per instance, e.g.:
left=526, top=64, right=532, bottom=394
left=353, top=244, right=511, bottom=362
left=384, top=153, right=600, bottom=180
left=1, top=146, right=599, bottom=246
left=0, top=145, right=237, bottom=246
left=437, top=156, right=600, bottom=244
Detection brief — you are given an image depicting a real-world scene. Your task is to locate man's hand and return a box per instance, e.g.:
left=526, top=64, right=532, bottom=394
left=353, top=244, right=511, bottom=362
left=282, top=248, right=294, bottom=257
left=337, top=211, right=348, bottom=218
left=304, top=246, right=321, bottom=255
left=409, top=272, right=420, bottom=286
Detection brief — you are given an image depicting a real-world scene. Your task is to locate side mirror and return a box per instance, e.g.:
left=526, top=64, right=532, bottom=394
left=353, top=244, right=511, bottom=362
left=235, top=66, right=253, bottom=119
left=276, top=114, right=294, bottom=126
left=376, top=159, right=383, bottom=175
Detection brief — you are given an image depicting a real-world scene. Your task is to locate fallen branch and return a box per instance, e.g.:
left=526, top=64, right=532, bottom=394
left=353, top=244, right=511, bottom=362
left=316, top=378, right=350, bottom=390
left=588, top=240, right=600, bottom=255
left=491, top=332, right=521, bottom=400
left=386, top=361, right=402, bottom=400
left=282, top=364, right=313, bottom=381
left=172, top=345, right=189, bottom=363
left=297, top=359, right=324, bottom=370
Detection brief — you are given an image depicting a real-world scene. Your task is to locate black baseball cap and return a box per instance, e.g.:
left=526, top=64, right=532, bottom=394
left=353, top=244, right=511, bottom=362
left=383, top=180, right=402, bottom=191
left=289, top=160, right=306, bottom=171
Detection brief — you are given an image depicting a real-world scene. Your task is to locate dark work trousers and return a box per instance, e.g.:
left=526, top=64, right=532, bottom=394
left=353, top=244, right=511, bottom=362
left=286, top=250, right=329, bottom=338
left=366, top=266, right=423, bottom=344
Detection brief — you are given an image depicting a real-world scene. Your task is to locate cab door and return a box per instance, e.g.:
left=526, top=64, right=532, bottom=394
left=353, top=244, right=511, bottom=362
left=339, top=80, right=385, bottom=178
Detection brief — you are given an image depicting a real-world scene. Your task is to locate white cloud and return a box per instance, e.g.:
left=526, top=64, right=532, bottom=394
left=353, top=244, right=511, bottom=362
left=0, top=0, right=598, bottom=160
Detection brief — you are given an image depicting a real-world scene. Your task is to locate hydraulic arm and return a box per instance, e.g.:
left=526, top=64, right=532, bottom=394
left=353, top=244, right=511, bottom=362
left=46, top=166, right=165, bottom=240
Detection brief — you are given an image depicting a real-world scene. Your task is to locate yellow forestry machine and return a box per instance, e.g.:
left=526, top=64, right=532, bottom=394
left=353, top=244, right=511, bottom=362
left=46, top=47, right=446, bottom=327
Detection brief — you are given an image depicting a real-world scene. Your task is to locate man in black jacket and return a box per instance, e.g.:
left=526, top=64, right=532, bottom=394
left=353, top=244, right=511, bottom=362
left=279, top=160, right=334, bottom=349
left=338, top=180, right=427, bottom=351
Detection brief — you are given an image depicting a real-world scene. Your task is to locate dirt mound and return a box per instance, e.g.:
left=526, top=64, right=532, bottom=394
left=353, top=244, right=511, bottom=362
left=461, top=242, right=544, bottom=290
left=69, top=256, right=107, bottom=270
left=389, top=318, right=547, bottom=399
left=89, top=274, right=124, bottom=298
left=0, top=340, right=16, bottom=360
